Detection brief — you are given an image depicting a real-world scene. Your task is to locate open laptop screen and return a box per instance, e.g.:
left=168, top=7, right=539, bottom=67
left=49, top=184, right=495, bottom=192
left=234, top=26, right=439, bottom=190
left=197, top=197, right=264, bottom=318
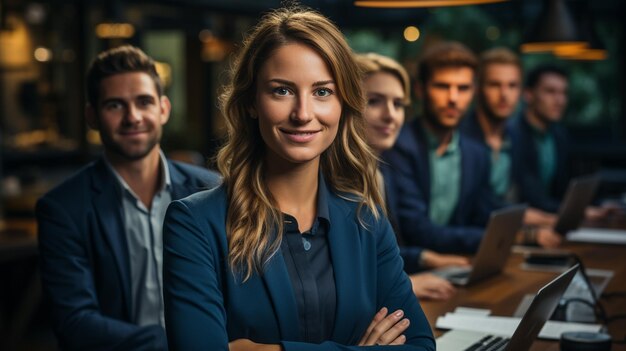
left=506, top=264, right=579, bottom=351
left=554, top=175, right=599, bottom=235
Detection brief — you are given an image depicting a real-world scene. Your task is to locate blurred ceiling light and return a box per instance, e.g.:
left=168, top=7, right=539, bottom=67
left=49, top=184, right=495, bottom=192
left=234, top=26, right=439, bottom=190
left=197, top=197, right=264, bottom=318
left=555, top=10, right=608, bottom=61
left=201, top=35, right=232, bottom=62
left=553, top=31, right=607, bottom=61
left=554, top=47, right=607, bottom=60
left=521, top=41, right=585, bottom=53
left=403, top=26, right=420, bottom=42
left=34, top=46, right=52, bottom=62
left=95, top=23, right=135, bottom=39
left=521, top=0, right=586, bottom=53
left=154, top=61, right=172, bottom=87
left=355, top=0, right=508, bottom=8
left=96, top=0, right=134, bottom=39
left=0, top=15, right=32, bottom=68
left=87, top=129, right=102, bottom=145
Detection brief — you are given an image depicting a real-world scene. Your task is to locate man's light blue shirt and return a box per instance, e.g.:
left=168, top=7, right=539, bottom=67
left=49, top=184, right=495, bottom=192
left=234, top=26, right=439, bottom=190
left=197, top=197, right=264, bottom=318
left=106, top=151, right=172, bottom=328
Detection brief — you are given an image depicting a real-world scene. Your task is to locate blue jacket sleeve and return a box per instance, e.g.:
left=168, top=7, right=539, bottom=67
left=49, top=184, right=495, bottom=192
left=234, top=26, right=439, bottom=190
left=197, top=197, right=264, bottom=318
left=36, top=197, right=166, bottom=351
left=514, top=167, right=561, bottom=213
left=374, top=216, right=435, bottom=349
left=510, top=138, right=561, bottom=213
left=469, top=145, right=502, bottom=227
left=163, top=200, right=228, bottom=351
left=399, top=246, right=424, bottom=274
left=380, top=162, right=425, bottom=274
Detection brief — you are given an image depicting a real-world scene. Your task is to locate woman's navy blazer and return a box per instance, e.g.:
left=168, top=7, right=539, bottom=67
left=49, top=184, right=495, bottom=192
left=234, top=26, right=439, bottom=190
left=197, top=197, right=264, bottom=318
left=163, top=183, right=435, bottom=351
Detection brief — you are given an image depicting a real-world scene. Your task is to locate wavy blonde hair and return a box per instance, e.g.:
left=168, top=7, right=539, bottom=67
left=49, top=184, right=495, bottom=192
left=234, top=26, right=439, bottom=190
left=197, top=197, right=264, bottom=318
left=355, top=52, right=411, bottom=105
left=217, top=6, right=383, bottom=281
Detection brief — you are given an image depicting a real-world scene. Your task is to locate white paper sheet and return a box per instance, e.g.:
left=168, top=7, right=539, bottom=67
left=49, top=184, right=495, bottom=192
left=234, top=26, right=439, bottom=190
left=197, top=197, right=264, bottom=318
left=567, top=228, right=626, bottom=245
left=436, top=313, right=602, bottom=340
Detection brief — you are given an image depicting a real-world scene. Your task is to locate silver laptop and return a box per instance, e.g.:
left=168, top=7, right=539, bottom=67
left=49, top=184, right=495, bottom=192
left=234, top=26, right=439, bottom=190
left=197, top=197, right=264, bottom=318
left=554, top=175, right=600, bottom=235
left=437, top=264, right=580, bottom=351
left=515, top=264, right=612, bottom=323
left=432, top=205, right=526, bottom=285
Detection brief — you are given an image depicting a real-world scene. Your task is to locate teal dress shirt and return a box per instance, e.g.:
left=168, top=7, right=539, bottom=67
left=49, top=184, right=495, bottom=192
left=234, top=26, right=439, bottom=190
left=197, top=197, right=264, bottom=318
left=489, top=138, right=512, bottom=200
left=424, top=128, right=461, bottom=226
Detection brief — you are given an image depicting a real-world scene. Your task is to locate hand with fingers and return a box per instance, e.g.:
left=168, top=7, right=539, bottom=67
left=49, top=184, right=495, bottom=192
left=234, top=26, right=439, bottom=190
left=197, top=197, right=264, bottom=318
left=585, top=204, right=623, bottom=222
left=524, top=208, right=557, bottom=227
left=420, top=250, right=470, bottom=269
left=409, top=273, right=456, bottom=300
left=535, top=227, right=562, bottom=248
left=229, top=339, right=280, bottom=351
left=358, top=307, right=410, bottom=346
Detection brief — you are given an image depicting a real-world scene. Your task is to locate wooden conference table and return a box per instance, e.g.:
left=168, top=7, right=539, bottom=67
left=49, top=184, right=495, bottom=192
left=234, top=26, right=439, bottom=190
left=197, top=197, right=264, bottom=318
left=421, top=240, right=626, bottom=350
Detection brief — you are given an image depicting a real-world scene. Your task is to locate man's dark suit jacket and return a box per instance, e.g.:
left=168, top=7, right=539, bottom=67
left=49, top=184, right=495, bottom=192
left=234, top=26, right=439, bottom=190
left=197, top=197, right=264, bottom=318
left=508, top=114, right=569, bottom=213
left=382, top=118, right=497, bottom=253
left=163, top=183, right=435, bottom=350
left=36, top=157, right=221, bottom=351
left=380, top=162, right=423, bottom=274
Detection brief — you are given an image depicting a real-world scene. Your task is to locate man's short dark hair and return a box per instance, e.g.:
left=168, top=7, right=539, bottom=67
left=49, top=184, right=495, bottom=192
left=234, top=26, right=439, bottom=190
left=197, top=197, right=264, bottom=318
left=417, top=41, right=478, bottom=86
left=525, top=64, right=569, bottom=89
left=86, top=45, right=162, bottom=106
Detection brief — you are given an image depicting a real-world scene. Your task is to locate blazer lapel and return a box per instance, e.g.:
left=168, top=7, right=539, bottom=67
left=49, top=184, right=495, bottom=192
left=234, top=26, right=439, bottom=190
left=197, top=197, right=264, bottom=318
left=457, top=138, right=473, bottom=222
left=261, top=248, right=300, bottom=339
left=412, top=121, right=431, bottom=204
left=91, top=159, right=132, bottom=315
left=418, top=142, right=431, bottom=204
left=167, top=161, right=191, bottom=200
left=327, top=198, right=360, bottom=341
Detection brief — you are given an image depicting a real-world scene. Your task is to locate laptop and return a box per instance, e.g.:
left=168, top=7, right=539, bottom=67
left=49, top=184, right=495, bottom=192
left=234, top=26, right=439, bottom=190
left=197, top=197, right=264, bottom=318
left=432, top=205, right=526, bottom=285
left=515, top=262, right=613, bottom=323
left=437, top=264, right=580, bottom=351
left=554, top=175, right=600, bottom=235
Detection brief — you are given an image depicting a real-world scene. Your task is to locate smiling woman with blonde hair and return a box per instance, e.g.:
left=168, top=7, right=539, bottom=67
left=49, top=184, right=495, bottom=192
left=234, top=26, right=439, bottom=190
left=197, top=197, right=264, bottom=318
left=163, top=6, right=434, bottom=351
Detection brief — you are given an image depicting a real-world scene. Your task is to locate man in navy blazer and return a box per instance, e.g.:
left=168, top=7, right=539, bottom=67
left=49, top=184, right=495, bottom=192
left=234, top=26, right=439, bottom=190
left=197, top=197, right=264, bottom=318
left=509, top=64, right=570, bottom=213
left=383, top=42, right=498, bottom=253
left=36, top=45, right=220, bottom=350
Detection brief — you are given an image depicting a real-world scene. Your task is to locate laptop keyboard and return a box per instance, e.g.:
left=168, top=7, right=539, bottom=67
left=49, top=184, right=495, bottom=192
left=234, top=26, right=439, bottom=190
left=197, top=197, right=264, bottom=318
left=447, top=271, right=470, bottom=279
left=464, top=335, right=510, bottom=351
left=434, top=266, right=472, bottom=279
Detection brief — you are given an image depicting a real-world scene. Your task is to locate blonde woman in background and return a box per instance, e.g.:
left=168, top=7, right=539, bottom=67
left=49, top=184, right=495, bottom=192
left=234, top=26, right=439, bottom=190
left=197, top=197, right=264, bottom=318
left=162, top=7, right=435, bottom=351
left=356, top=53, right=469, bottom=301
